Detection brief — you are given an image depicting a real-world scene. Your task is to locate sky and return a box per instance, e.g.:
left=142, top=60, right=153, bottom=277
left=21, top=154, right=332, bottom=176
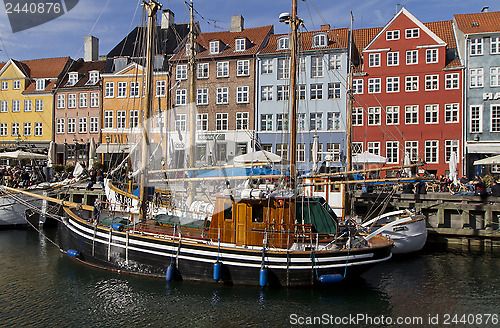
left=0, top=0, right=495, bottom=62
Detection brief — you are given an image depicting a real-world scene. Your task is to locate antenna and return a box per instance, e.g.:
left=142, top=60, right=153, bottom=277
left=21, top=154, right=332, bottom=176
left=207, top=18, right=223, bottom=32
left=396, top=3, right=402, bottom=13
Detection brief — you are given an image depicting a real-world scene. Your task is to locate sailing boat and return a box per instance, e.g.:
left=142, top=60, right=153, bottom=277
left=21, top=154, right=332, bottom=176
left=14, top=0, right=395, bottom=287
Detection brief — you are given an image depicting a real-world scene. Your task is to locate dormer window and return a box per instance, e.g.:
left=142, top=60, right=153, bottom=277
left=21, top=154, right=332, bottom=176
left=86, top=71, right=99, bottom=85
left=312, top=33, right=328, bottom=47
left=35, top=79, right=46, bottom=91
left=209, top=40, right=220, bottom=54
left=67, top=72, right=78, bottom=86
left=386, top=30, right=400, bottom=40
left=277, top=36, right=290, bottom=50
left=235, top=38, right=247, bottom=52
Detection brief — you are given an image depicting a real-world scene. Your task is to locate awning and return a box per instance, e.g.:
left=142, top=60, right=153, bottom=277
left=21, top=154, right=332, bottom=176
left=352, top=151, right=387, bottom=164
left=473, top=154, right=500, bottom=165
left=467, top=143, right=500, bottom=154
left=96, top=143, right=133, bottom=154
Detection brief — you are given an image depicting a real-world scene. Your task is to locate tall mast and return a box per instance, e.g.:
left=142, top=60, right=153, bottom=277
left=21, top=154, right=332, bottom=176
left=187, top=0, right=197, bottom=205
left=344, top=13, right=354, bottom=218
left=139, top=0, right=161, bottom=221
left=289, top=0, right=299, bottom=190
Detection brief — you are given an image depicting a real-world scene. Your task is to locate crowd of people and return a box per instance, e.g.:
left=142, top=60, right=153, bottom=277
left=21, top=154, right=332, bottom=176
left=0, top=166, right=44, bottom=188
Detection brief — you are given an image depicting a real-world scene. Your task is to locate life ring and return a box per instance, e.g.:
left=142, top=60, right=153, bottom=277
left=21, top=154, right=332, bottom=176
left=277, top=199, right=284, bottom=207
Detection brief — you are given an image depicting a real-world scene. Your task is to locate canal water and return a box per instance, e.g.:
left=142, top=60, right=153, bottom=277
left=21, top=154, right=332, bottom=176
left=0, top=229, right=499, bottom=327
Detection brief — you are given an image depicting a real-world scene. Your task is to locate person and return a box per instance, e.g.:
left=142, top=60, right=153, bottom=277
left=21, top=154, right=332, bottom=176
left=86, top=168, right=97, bottom=190
left=491, top=180, right=500, bottom=197
left=96, top=168, right=105, bottom=189
left=473, top=175, right=487, bottom=198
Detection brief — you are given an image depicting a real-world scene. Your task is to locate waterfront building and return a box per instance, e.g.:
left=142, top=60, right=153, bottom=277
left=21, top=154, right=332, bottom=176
left=454, top=9, right=500, bottom=177
left=169, top=16, right=273, bottom=166
left=256, top=26, right=349, bottom=171
left=352, top=8, right=464, bottom=177
left=0, top=56, right=74, bottom=157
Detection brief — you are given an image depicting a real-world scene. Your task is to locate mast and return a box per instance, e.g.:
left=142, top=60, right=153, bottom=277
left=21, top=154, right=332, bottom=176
left=289, top=0, right=299, bottom=190
left=187, top=0, right=197, bottom=205
left=139, top=0, right=161, bottom=221
left=344, top=13, right=354, bottom=218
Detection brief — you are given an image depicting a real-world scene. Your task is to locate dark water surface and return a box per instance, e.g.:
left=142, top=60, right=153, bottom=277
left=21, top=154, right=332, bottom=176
left=0, top=229, right=498, bottom=327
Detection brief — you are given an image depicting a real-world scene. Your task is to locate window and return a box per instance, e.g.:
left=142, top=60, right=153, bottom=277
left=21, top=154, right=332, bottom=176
left=23, top=122, right=31, bottom=136
left=425, top=104, right=439, bottom=124
left=311, top=56, right=323, bottom=78
left=35, top=99, right=43, bottom=112
left=425, top=75, right=439, bottom=90
left=386, top=30, right=400, bottom=40
left=90, top=92, right=99, bottom=107
left=156, top=80, right=166, bottom=96
left=277, top=85, right=289, bottom=101
left=87, top=71, right=99, bottom=85
left=0, top=123, right=7, bottom=136
left=310, top=84, right=323, bottom=100
left=197, top=63, right=209, bottom=79
left=298, top=85, right=306, bottom=100
left=491, top=105, right=500, bottom=132
left=406, top=50, right=418, bottom=65
left=130, top=82, right=140, bottom=97
left=104, top=111, right=113, bottom=129
left=67, top=118, right=76, bottom=133
left=35, top=122, right=44, bottom=136
left=353, top=79, right=363, bottom=94
left=117, top=82, right=127, bottom=97
left=1, top=81, right=7, bottom=90
left=445, top=73, right=459, bottom=89
left=35, top=79, right=45, bottom=90
left=445, top=140, right=459, bottom=163
left=24, top=99, right=31, bottom=112
left=299, top=57, right=306, bottom=72
left=90, top=117, right=99, bottom=133
left=369, top=53, right=380, bottom=67
left=310, top=113, right=323, bottom=130
left=276, top=113, right=288, bottom=131
left=470, top=68, right=484, bottom=88
left=0, top=101, right=7, bottom=113
left=445, top=103, right=459, bottom=123
left=492, top=37, right=500, bottom=55
left=129, top=110, right=139, bottom=128
left=105, top=82, right=114, bottom=97
left=405, top=105, right=418, bottom=124
left=327, top=112, right=341, bottom=130
left=297, top=144, right=305, bottom=162
left=352, top=107, right=363, bottom=126
left=67, top=94, right=76, bottom=108
left=237, top=60, right=249, bottom=76
left=175, top=89, right=187, bottom=105
left=261, top=114, right=273, bottom=131
left=368, top=107, right=381, bottom=125
left=329, top=54, right=341, bottom=70
left=298, top=113, right=306, bottom=131
left=216, top=113, right=228, bottom=131
left=405, top=141, right=419, bottom=162
left=405, top=76, right=419, bottom=92
left=236, top=86, right=249, bottom=103
left=12, top=100, right=19, bottom=112
left=387, top=52, right=399, bottom=66
left=490, top=67, right=500, bottom=87
left=78, top=117, right=87, bottom=133
left=386, top=106, right=399, bottom=125
left=67, top=73, right=78, bottom=86
left=327, top=143, right=341, bottom=162
left=368, top=78, right=381, bottom=93
left=116, top=111, right=126, bottom=129
left=367, top=142, right=380, bottom=155
left=216, top=87, right=228, bottom=104
left=277, top=58, right=290, bottom=80
left=261, top=86, right=273, bottom=101
left=197, top=88, right=208, bottom=105
left=406, top=28, right=419, bottom=39
left=261, top=59, right=273, bottom=74
left=352, top=142, right=363, bottom=154
left=470, top=105, right=482, bottom=133
left=79, top=93, right=87, bottom=108
left=216, top=62, right=229, bottom=77
left=470, top=38, right=483, bottom=56
left=426, top=49, right=438, bottom=63
left=175, top=114, right=186, bottom=132
left=328, top=82, right=341, bottom=99
left=425, top=140, right=438, bottom=163
left=235, top=38, right=246, bottom=51
left=386, top=141, right=399, bottom=164
left=277, top=37, right=290, bottom=50
left=11, top=122, right=20, bottom=136
left=175, top=65, right=187, bottom=80
left=386, top=77, right=400, bottom=93
left=196, top=113, right=208, bottom=131
left=313, top=33, right=327, bottom=47
left=236, top=112, right=249, bottom=130
left=209, top=41, right=220, bottom=54
left=13, top=80, right=20, bottom=89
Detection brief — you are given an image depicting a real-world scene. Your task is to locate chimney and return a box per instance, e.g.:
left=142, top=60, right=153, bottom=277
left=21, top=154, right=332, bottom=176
left=230, top=15, right=244, bottom=32
left=161, top=9, right=174, bottom=29
left=84, top=36, right=99, bottom=62
left=481, top=6, right=489, bottom=13
left=321, top=24, right=330, bottom=31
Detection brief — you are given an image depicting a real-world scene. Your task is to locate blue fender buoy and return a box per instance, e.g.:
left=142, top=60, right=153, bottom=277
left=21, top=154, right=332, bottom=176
left=111, top=223, right=123, bottom=231
left=67, top=249, right=80, bottom=258
left=213, top=262, right=222, bottom=281
left=166, top=265, right=176, bottom=281
left=319, top=274, right=344, bottom=284
left=259, top=268, right=268, bottom=287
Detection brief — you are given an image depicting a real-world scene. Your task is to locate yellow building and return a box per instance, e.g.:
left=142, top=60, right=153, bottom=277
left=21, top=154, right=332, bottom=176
left=0, top=57, right=73, bottom=153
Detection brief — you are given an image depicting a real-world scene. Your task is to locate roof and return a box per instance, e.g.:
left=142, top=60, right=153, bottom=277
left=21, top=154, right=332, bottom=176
left=454, top=11, right=500, bottom=34
left=57, top=59, right=107, bottom=89
left=424, top=20, right=462, bottom=68
left=259, top=27, right=349, bottom=55
left=352, top=27, right=382, bottom=71
left=20, top=57, right=72, bottom=79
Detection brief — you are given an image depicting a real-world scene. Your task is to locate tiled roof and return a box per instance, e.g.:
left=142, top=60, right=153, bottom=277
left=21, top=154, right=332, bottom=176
left=259, top=27, right=349, bottom=55
left=23, top=80, right=57, bottom=94
left=21, top=57, right=72, bottom=78
left=424, top=20, right=462, bottom=68
left=58, top=59, right=107, bottom=89
left=351, top=27, right=382, bottom=71
left=454, top=11, right=500, bottom=34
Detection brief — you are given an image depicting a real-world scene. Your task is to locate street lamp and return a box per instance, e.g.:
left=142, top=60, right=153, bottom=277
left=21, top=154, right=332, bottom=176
left=105, top=134, right=111, bottom=167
